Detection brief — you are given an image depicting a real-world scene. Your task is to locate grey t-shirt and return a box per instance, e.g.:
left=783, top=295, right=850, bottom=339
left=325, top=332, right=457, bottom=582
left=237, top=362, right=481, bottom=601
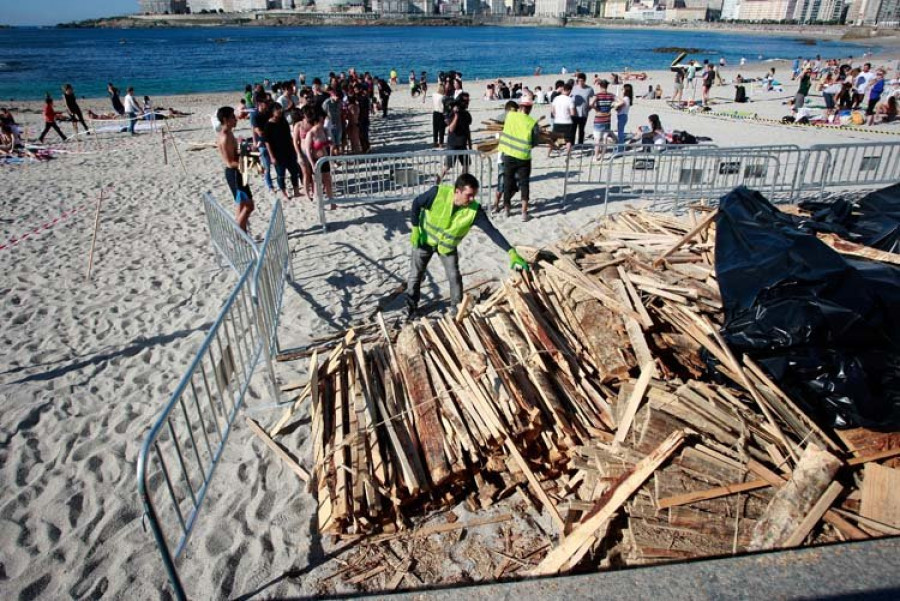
left=571, top=84, right=595, bottom=119
left=322, top=97, right=342, bottom=126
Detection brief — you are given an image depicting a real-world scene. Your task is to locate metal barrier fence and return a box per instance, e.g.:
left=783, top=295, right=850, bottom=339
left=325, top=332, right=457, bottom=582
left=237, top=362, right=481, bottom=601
left=314, top=149, right=493, bottom=231
left=202, top=191, right=259, bottom=276
left=804, top=141, right=900, bottom=195
left=563, top=142, right=719, bottom=202
left=254, top=198, right=293, bottom=356
left=137, top=263, right=264, bottom=601
left=563, top=141, right=900, bottom=212
left=594, top=146, right=781, bottom=214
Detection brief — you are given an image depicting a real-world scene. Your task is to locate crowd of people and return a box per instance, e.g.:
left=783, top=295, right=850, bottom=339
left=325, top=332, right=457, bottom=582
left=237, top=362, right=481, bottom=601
left=665, top=53, right=900, bottom=126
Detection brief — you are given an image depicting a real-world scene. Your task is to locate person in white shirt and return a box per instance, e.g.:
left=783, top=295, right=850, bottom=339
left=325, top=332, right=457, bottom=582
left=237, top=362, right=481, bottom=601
left=614, top=84, right=633, bottom=153
left=123, top=87, right=139, bottom=135
left=853, top=63, right=874, bottom=109
left=550, top=82, right=576, bottom=157
left=432, top=83, right=447, bottom=148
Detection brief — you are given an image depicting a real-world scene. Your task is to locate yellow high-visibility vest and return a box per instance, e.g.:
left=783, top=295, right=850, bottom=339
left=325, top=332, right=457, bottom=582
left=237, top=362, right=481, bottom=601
left=498, top=111, right=536, bottom=161
left=421, top=185, right=479, bottom=255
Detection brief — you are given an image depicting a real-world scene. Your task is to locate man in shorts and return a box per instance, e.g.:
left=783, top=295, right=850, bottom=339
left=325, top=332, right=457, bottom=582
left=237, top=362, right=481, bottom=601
left=591, top=79, right=615, bottom=159
left=216, top=106, right=254, bottom=232
left=322, top=87, right=343, bottom=154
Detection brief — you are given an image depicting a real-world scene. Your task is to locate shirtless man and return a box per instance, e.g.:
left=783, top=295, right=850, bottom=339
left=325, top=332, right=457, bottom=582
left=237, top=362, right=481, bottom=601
left=216, top=106, right=254, bottom=231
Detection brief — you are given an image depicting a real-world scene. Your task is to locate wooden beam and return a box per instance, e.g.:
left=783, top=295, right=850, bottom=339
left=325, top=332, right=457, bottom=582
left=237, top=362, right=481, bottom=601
left=394, top=326, right=451, bottom=487
left=245, top=416, right=310, bottom=482
left=505, top=435, right=566, bottom=533
left=530, top=430, right=686, bottom=576
left=652, top=209, right=717, bottom=268
left=657, top=479, right=770, bottom=510
left=749, top=444, right=841, bottom=551
left=782, top=481, right=844, bottom=548
left=614, top=362, right=655, bottom=444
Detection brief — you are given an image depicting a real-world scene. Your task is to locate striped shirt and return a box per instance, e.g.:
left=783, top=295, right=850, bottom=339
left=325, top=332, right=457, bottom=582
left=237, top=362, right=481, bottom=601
left=593, top=92, right=615, bottom=127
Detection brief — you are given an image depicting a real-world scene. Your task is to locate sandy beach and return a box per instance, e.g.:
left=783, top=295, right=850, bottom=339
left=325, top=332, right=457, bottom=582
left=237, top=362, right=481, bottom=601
left=2, top=41, right=900, bottom=600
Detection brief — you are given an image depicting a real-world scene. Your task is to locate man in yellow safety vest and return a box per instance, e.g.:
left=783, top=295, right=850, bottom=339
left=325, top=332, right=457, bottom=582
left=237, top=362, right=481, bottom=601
left=495, top=93, right=541, bottom=221
left=406, top=173, right=529, bottom=319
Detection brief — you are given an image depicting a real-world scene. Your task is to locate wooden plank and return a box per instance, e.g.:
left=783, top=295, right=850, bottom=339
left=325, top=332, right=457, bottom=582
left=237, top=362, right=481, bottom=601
left=614, top=362, right=655, bottom=445
left=454, top=292, right=473, bottom=323
left=617, top=265, right=653, bottom=329
left=530, top=430, right=686, bottom=576
left=540, top=260, right=641, bottom=322
left=610, top=277, right=654, bottom=370
left=860, top=463, right=900, bottom=529
left=244, top=417, right=310, bottom=482
left=505, top=435, right=566, bottom=533
left=652, top=209, right=717, bottom=267
left=749, top=444, right=841, bottom=551
left=394, top=326, right=451, bottom=487
left=386, top=558, right=413, bottom=590
left=783, top=481, right=844, bottom=548
left=742, top=356, right=842, bottom=453
left=832, top=508, right=900, bottom=535
left=333, top=354, right=350, bottom=522
left=354, top=342, right=388, bottom=495
left=346, top=564, right=388, bottom=585
left=657, top=479, right=770, bottom=510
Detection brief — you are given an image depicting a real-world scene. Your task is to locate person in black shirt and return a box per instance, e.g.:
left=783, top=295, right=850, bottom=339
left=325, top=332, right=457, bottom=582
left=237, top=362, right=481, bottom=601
left=355, top=83, right=371, bottom=152
left=264, top=104, right=301, bottom=199
left=251, top=98, right=275, bottom=192
left=377, top=78, right=392, bottom=118
left=439, top=92, right=472, bottom=181
left=107, top=83, right=124, bottom=116
left=701, top=64, right=715, bottom=107
left=311, top=78, right=328, bottom=118
left=62, top=84, right=89, bottom=135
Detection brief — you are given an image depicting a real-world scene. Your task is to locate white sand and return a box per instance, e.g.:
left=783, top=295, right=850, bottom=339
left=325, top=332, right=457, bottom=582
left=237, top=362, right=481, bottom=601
left=2, top=43, right=899, bottom=599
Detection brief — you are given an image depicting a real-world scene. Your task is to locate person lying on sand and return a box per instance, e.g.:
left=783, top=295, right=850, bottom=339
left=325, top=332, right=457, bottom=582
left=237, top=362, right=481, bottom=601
left=87, top=110, right=122, bottom=121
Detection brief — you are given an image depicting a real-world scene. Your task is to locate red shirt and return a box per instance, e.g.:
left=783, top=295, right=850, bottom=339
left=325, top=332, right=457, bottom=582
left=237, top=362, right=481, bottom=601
left=43, top=103, right=55, bottom=123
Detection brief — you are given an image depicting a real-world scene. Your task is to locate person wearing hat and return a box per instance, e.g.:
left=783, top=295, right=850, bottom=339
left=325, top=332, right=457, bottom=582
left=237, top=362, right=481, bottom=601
left=406, top=173, right=528, bottom=320
left=495, top=92, right=541, bottom=221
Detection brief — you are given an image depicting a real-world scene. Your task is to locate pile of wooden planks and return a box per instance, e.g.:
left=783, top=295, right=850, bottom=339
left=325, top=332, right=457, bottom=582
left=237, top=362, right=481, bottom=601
left=255, top=207, right=900, bottom=587
left=475, top=116, right=564, bottom=154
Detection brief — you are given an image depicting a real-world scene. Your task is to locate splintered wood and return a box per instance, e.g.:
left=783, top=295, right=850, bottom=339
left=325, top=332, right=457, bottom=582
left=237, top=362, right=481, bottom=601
left=259, top=208, right=898, bottom=589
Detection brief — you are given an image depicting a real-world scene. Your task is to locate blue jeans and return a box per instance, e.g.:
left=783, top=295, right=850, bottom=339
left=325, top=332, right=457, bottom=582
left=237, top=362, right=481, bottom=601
left=257, top=145, right=274, bottom=191
left=127, top=111, right=137, bottom=134
left=616, top=113, right=629, bottom=152
left=273, top=157, right=300, bottom=193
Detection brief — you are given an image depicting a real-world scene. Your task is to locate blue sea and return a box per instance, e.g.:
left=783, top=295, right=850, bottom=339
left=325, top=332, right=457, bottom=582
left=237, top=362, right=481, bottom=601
left=0, top=26, right=874, bottom=101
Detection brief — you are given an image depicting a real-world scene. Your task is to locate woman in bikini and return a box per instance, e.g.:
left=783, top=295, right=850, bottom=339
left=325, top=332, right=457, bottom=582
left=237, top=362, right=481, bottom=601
left=291, top=108, right=315, bottom=199
left=302, top=107, right=334, bottom=206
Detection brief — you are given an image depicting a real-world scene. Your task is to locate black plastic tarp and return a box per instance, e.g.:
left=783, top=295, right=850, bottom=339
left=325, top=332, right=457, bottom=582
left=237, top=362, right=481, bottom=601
left=798, top=182, right=900, bottom=253
left=715, top=186, right=900, bottom=430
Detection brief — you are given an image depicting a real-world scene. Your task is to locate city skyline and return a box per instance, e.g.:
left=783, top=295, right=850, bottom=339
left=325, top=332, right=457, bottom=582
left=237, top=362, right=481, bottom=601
left=3, top=1, right=134, bottom=26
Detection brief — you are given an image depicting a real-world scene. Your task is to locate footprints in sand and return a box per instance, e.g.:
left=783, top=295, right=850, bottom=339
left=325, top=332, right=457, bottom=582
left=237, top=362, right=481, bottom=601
left=67, top=492, right=84, bottom=529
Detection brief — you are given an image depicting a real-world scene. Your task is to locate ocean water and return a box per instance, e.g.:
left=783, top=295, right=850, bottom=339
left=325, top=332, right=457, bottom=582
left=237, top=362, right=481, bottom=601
left=0, top=25, right=874, bottom=101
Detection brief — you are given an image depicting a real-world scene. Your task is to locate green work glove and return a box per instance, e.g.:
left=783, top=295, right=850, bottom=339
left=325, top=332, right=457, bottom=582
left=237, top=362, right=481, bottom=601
left=508, top=248, right=530, bottom=272
left=410, top=226, right=424, bottom=248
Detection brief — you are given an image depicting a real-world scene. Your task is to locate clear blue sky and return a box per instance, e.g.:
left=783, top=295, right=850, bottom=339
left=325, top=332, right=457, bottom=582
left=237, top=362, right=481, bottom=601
left=4, top=1, right=134, bottom=26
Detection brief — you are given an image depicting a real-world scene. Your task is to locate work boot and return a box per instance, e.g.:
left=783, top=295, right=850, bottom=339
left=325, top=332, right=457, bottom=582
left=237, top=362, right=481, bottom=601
left=404, top=294, right=418, bottom=324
